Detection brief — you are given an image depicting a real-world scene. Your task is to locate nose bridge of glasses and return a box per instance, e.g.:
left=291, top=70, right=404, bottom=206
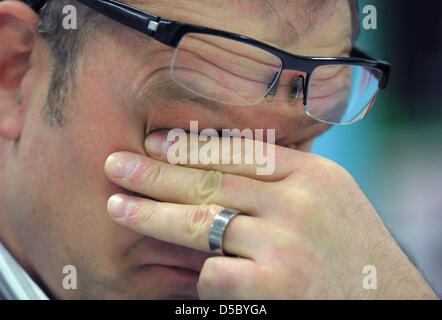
left=265, top=69, right=308, bottom=104
left=289, top=75, right=305, bottom=104
left=265, top=72, right=281, bottom=102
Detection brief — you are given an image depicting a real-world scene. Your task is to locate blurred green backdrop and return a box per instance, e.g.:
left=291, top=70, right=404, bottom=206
left=312, top=0, right=442, bottom=296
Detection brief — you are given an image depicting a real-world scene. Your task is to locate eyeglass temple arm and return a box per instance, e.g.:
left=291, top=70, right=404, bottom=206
left=76, top=0, right=160, bottom=36
left=350, top=47, right=374, bottom=60
left=22, top=0, right=46, bottom=12
left=351, top=47, right=391, bottom=89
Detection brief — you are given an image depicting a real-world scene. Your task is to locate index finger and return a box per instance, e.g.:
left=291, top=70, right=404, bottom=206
left=105, top=152, right=265, bottom=215
left=144, top=130, right=306, bottom=181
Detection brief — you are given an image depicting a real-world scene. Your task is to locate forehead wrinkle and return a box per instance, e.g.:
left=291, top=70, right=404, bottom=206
left=126, top=0, right=330, bottom=49
left=227, top=0, right=334, bottom=48
left=257, top=0, right=300, bottom=44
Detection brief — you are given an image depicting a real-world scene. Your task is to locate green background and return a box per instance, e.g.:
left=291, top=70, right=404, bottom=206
left=313, top=0, right=442, bottom=296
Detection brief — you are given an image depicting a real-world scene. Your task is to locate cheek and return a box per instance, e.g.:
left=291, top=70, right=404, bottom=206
left=44, top=37, right=150, bottom=235
left=12, top=90, right=148, bottom=275
left=54, top=94, right=147, bottom=223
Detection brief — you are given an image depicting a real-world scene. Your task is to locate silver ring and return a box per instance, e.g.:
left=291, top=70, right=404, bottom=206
left=209, top=208, right=241, bottom=256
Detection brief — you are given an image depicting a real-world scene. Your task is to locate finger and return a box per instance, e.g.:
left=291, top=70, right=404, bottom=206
left=107, top=193, right=265, bottom=258
left=198, top=257, right=258, bottom=300
left=104, top=152, right=265, bottom=215
left=145, top=130, right=306, bottom=181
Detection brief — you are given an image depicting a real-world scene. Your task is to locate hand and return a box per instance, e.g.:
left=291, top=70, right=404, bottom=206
left=104, top=131, right=436, bottom=299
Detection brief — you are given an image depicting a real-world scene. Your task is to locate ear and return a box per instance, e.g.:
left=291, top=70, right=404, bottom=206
left=0, top=1, right=39, bottom=141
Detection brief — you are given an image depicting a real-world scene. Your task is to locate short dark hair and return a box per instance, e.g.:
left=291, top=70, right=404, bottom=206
left=13, top=0, right=359, bottom=125
left=36, top=0, right=108, bottom=125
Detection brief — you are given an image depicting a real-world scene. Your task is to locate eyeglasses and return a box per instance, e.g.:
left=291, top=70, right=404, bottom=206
left=34, top=0, right=391, bottom=125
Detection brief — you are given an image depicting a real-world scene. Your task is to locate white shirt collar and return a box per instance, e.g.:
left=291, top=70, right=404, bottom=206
left=0, top=241, right=49, bottom=300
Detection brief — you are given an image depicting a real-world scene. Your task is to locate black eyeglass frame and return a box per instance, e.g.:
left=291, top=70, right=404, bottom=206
left=32, top=0, right=391, bottom=109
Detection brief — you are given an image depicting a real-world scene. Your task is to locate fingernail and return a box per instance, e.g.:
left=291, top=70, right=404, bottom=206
left=106, top=153, right=139, bottom=178
left=107, top=195, right=135, bottom=219
left=145, top=131, right=173, bottom=157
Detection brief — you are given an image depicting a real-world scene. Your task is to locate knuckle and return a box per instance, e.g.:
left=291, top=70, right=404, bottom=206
left=191, top=170, right=224, bottom=203
left=293, top=187, right=315, bottom=209
left=198, top=258, right=245, bottom=297
left=303, top=154, right=351, bottom=181
left=137, top=203, right=158, bottom=225
left=185, top=204, right=218, bottom=242
left=198, top=258, right=224, bottom=292
left=140, top=161, right=164, bottom=186
left=310, top=154, right=336, bottom=170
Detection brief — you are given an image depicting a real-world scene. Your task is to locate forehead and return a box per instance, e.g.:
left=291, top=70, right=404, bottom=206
left=127, top=0, right=352, bottom=55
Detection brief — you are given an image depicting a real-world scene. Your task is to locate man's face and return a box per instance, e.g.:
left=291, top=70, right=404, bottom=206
left=3, top=0, right=352, bottom=299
